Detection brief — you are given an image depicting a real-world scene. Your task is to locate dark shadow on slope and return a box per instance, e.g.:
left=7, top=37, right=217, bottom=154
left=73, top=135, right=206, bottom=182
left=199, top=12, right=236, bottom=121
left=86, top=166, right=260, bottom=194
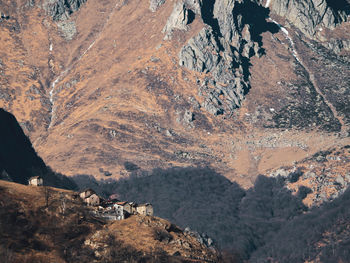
left=0, top=108, right=76, bottom=189
left=233, top=2, right=280, bottom=48
left=325, top=0, right=350, bottom=13
left=201, top=0, right=223, bottom=38
left=73, top=168, right=309, bottom=261
left=74, top=169, right=350, bottom=262
left=187, top=9, right=196, bottom=25
left=200, top=0, right=224, bottom=51
left=251, top=187, right=350, bottom=263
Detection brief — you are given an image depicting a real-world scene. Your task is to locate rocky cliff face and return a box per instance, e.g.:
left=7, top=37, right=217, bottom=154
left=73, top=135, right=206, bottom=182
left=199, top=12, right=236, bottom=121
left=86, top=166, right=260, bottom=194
left=43, top=0, right=87, bottom=21
left=161, top=0, right=272, bottom=115
left=269, top=0, right=350, bottom=37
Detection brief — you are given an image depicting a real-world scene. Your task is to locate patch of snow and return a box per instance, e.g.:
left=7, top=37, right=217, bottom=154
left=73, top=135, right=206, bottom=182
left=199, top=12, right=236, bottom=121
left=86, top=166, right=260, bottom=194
left=265, top=0, right=272, bottom=8
left=268, top=18, right=301, bottom=63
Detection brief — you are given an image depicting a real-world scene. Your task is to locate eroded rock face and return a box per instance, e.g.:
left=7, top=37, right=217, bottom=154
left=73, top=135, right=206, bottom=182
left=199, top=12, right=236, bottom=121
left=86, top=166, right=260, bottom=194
left=162, top=2, right=191, bottom=40
left=179, top=27, right=220, bottom=72
left=269, top=0, right=349, bottom=37
left=43, top=0, right=87, bottom=21
left=176, top=0, right=269, bottom=115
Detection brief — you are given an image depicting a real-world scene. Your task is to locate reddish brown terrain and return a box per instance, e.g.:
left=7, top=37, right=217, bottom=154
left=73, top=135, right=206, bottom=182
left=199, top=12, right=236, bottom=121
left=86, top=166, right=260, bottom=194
left=1, top=0, right=350, bottom=201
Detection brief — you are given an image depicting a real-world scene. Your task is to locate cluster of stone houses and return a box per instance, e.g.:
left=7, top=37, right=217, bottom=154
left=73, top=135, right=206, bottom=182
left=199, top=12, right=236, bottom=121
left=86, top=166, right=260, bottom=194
left=79, top=188, right=153, bottom=220
left=27, top=177, right=153, bottom=221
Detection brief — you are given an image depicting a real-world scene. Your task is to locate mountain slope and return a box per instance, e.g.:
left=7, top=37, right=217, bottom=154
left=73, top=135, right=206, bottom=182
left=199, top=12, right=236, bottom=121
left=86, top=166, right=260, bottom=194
left=0, top=0, right=349, bottom=186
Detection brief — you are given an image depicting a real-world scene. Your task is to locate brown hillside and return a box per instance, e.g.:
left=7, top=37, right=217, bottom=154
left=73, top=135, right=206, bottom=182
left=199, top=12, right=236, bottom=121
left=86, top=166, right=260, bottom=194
left=0, top=0, right=349, bottom=188
left=0, top=180, right=218, bottom=262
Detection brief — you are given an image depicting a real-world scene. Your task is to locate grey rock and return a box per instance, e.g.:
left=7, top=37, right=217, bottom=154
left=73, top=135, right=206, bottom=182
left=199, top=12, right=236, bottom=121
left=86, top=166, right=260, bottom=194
left=149, top=0, right=166, bottom=12
left=269, top=0, right=349, bottom=37
left=335, top=175, right=345, bottom=186
left=57, top=20, right=77, bottom=40
left=179, top=27, right=220, bottom=72
left=327, top=38, right=350, bottom=53
left=176, top=0, right=264, bottom=115
left=162, top=2, right=191, bottom=40
left=43, top=0, right=87, bottom=21
left=183, top=110, right=194, bottom=123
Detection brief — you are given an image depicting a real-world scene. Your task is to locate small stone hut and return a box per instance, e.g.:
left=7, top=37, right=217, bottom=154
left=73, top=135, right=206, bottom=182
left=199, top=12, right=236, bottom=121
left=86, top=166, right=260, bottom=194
left=80, top=189, right=100, bottom=206
left=136, top=203, right=153, bottom=216
left=28, top=176, right=43, bottom=186
left=79, top=189, right=96, bottom=199
left=85, top=193, right=100, bottom=206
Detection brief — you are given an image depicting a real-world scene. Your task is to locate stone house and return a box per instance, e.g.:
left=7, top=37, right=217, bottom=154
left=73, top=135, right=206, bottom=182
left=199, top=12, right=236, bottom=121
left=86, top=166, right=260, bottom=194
left=79, top=188, right=96, bottom=199
left=112, top=204, right=126, bottom=220
left=136, top=203, right=153, bottom=216
left=80, top=189, right=100, bottom=206
left=85, top=193, right=100, bottom=206
left=28, top=176, right=43, bottom=186
left=116, top=201, right=132, bottom=214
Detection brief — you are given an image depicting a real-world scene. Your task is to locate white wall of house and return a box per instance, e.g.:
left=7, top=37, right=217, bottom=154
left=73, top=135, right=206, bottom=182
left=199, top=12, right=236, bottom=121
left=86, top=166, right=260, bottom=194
left=29, top=178, right=43, bottom=186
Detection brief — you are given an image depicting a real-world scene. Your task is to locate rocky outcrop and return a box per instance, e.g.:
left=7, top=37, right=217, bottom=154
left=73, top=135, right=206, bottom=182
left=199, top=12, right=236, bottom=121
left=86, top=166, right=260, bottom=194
left=327, top=38, right=350, bottom=53
left=269, top=146, right=350, bottom=207
left=269, top=0, right=350, bottom=37
left=179, top=27, right=220, bottom=72
left=162, top=2, right=192, bottom=40
left=174, top=0, right=269, bottom=115
left=43, top=0, right=87, bottom=21
left=149, top=0, right=166, bottom=12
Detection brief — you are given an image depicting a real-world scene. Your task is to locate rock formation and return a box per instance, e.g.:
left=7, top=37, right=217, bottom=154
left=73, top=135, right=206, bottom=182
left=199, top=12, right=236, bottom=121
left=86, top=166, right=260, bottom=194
left=269, top=0, right=350, bottom=37
left=162, top=2, right=192, bottom=40
left=43, top=0, right=87, bottom=21
left=168, top=0, right=269, bottom=115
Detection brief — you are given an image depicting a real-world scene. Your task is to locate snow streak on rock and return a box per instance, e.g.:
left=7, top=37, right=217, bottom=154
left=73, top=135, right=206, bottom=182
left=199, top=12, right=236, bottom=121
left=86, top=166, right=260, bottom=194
left=265, top=0, right=272, bottom=8
left=268, top=18, right=301, bottom=63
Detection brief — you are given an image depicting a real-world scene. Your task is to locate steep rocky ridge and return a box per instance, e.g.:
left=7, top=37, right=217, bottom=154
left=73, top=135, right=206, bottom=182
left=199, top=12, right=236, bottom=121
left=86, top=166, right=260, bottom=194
left=268, top=0, right=350, bottom=37
left=42, top=0, right=87, bottom=21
